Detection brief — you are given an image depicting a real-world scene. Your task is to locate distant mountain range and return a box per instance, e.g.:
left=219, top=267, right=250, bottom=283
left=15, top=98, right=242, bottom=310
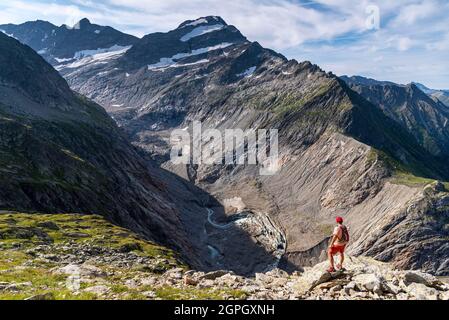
left=341, top=76, right=449, bottom=157
left=414, top=82, right=449, bottom=107
left=1, top=16, right=449, bottom=276
left=338, top=76, right=449, bottom=108
left=0, top=18, right=138, bottom=64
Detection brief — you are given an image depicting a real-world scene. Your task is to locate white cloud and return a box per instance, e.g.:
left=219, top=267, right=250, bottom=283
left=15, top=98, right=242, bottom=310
left=0, top=0, right=372, bottom=49
left=397, top=37, right=413, bottom=51
left=392, top=1, right=439, bottom=26
left=0, top=0, right=448, bottom=88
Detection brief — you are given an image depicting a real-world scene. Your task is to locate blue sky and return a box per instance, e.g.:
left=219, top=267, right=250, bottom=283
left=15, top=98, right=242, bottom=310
left=1, top=0, right=448, bottom=89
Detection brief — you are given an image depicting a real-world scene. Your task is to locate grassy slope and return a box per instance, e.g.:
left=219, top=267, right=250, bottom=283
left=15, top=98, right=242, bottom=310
left=367, top=148, right=449, bottom=190
left=0, top=213, right=245, bottom=300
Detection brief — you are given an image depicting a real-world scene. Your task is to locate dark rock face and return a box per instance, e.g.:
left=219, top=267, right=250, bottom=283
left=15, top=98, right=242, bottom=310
left=342, top=76, right=449, bottom=158
left=279, top=237, right=330, bottom=273
left=122, top=16, right=248, bottom=69
left=0, top=18, right=138, bottom=63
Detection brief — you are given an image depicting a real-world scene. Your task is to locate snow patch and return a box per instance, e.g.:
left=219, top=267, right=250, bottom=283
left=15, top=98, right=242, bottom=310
left=237, top=66, right=257, bottom=78
left=183, top=18, right=208, bottom=27
left=147, top=42, right=232, bottom=70
left=73, top=45, right=130, bottom=60
left=56, top=45, right=132, bottom=70
left=54, top=57, right=73, bottom=63
left=180, top=24, right=224, bottom=42
left=94, top=30, right=101, bottom=34
left=195, top=73, right=209, bottom=80
left=0, top=29, right=18, bottom=40
left=149, top=59, right=210, bottom=71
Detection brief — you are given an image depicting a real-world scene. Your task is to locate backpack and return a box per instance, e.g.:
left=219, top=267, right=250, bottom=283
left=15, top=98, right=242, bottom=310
left=338, top=225, right=350, bottom=243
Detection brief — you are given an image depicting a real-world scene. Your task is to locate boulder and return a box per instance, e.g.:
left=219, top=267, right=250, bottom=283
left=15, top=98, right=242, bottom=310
left=265, top=268, right=289, bottom=278
left=36, top=221, right=59, bottom=230
left=271, top=277, right=289, bottom=287
left=24, top=292, right=55, bottom=300
left=352, top=273, right=384, bottom=294
left=344, top=281, right=359, bottom=291
left=0, top=282, right=32, bottom=292
left=184, top=275, right=199, bottom=286
left=54, top=264, right=107, bottom=278
left=164, top=268, right=184, bottom=280
left=83, top=285, right=110, bottom=296
left=197, top=279, right=215, bottom=288
left=440, top=291, right=449, bottom=300
left=405, top=283, right=439, bottom=300
left=142, top=291, right=157, bottom=299
left=255, top=273, right=273, bottom=285
left=403, top=271, right=443, bottom=289
left=200, top=270, right=232, bottom=280
left=216, top=274, right=240, bottom=286
left=308, top=270, right=346, bottom=291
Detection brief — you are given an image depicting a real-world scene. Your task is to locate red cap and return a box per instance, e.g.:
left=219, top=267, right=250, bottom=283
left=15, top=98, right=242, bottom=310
left=336, top=216, right=344, bottom=224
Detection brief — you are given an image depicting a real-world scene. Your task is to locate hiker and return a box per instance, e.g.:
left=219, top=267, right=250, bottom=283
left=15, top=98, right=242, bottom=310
left=327, top=216, right=349, bottom=272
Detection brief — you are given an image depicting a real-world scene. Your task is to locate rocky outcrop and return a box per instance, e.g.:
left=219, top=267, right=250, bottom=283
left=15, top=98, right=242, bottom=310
left=279, top=237, right=330, bottom=272
left=291, top=256, right=449, bottom=300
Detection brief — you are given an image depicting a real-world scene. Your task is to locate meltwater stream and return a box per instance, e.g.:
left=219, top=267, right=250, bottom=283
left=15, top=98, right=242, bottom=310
left=204, top=207, right=286, bottom=274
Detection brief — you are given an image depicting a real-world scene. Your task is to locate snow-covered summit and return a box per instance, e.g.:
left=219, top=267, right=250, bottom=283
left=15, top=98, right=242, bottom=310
left=177, top=16, right=227, bottom=29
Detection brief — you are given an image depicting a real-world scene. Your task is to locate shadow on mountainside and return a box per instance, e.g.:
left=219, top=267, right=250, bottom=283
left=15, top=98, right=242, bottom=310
left=146, top=165, right=289, bottom=277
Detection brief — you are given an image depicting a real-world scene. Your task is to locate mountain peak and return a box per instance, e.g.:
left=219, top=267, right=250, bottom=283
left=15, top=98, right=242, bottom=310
left=341, top=75, right=399, bottom=87
left=412, top=82, right=432, bottom=94
left=177, top=16, right=227, bottom=29
left=73, top=18, right=91, bottom=29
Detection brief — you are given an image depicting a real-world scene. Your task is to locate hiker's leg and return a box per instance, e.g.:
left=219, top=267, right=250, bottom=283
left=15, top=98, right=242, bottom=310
left=339, top=251, right=345, bottom=268
left=328, top=248, right=334, bottom=268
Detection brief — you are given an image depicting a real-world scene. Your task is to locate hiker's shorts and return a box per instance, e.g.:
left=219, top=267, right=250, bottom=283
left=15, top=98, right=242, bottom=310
left=329, top=244, right=346, bottom=255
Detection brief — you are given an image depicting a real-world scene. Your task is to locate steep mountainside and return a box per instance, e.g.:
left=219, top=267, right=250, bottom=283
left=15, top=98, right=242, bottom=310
left=0, top=18, right=138, bottom=65
left=0, top=32, right=216, bottom=269
left=342, top=76, right=449, bottom=158
left=34, top=17, right=449, bottom=275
